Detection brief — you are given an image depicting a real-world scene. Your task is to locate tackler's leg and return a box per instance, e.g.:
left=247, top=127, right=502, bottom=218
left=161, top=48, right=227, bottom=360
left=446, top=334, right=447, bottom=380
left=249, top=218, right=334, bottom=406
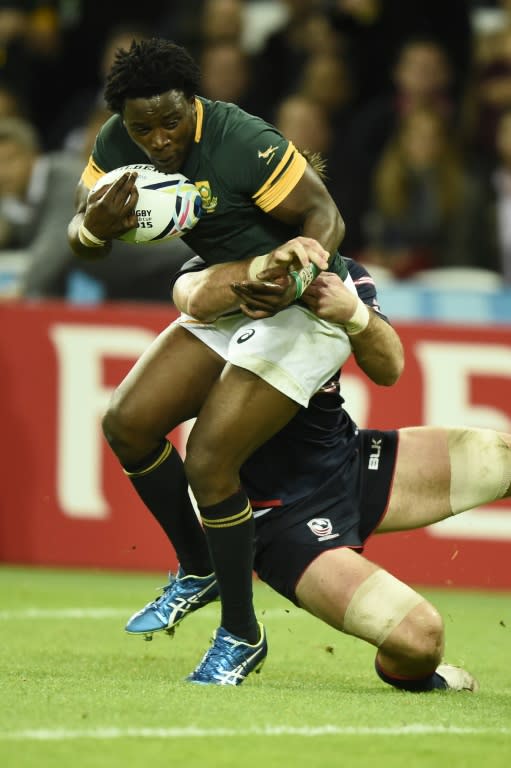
left=295, top=548, right=479, bottom=692
left=378, top=426, right=511, bottom=532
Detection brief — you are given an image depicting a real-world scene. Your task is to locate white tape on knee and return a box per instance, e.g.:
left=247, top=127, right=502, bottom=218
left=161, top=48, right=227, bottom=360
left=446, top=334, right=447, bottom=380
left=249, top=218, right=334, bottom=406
left=342, top=569, right=425, bottom=647
left=448, top=429, right=511, bottom=514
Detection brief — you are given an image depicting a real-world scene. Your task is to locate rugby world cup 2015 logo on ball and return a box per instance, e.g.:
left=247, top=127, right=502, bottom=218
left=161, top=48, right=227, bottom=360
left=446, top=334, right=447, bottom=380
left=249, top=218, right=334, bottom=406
left=91, top=164, right=203, bottom=243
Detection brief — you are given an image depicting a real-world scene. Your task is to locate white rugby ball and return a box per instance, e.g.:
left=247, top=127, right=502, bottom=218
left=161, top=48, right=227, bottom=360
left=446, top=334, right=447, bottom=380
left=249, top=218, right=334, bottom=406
left=91, top=164, right=203, bottom=244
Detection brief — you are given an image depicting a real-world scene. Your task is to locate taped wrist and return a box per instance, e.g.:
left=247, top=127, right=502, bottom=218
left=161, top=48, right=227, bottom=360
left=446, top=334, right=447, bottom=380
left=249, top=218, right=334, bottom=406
left=78, top=222, right=107, bottom=248
left=290, top=262, right=319, bottom=299
left=344, top=298, right=370, bottom=335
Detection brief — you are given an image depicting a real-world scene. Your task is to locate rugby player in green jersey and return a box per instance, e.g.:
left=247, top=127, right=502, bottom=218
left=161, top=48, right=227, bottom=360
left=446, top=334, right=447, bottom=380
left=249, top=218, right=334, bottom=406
left=67, top=38, right=362, bottom=685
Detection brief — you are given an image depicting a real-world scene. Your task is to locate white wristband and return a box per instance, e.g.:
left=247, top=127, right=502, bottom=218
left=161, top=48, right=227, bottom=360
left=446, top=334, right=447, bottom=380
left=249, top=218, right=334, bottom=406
left=344, top=298, right=370, bottom=335
left=78, top=222, right=107, bottom=248
left=248, top=254, right=269, bottom=281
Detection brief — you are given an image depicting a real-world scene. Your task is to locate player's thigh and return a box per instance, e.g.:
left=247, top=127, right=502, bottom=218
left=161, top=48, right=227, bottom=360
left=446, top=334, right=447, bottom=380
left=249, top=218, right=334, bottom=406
left=187, top=362, right=300, bottom=472
left=296, top=548, right=433, bottom=654
left=295, top=548, right=380, bottom=630
left=109, top=323, right=225, bottom=434
left=377, top=426, right=452, bottom=531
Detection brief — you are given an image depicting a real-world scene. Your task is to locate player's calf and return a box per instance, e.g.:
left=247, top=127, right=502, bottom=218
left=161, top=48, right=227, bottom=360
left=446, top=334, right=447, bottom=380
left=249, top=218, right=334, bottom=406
left=375, top=659, right=478, bottom=692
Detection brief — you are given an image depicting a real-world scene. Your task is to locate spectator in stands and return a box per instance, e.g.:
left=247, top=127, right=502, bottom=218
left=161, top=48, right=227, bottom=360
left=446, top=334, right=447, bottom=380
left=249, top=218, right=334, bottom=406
left=0, top=78, right=29, bottom=119
left=47, top=1, right=168, bottom=141
left=292, top=49, right=356, bottom=212
left=273, top=92, right=349, bottom=212
left=358, top=107, right=493, bottom=279
left=0, top=116, right=83, bottom=298
left=0, top=1, right=63, bottom=147
left=199, top=0, right=243, bottom=46
left=297, top=50, right=354, bottom=120
left=464, top=22, right=511, bottom=171
left=249, top=0, right=341, bottom=121
left=274, top=94, right=332, bottom=159
left=47, top=23, right=152, bottom=153
left=158, top=0, right=244, bottom=60
left=339, top=36, right=459, bottom=256
left=199, top=41, right=256, bottom=112
left=328, top=0, right=472, bottom=107
left=479, top=107, right=511, bottom=283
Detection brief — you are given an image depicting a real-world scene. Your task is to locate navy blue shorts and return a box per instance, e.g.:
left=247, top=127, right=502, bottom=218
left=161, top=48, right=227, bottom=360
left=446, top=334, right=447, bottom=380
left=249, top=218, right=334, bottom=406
left=253, top=429, right=398, bottom=605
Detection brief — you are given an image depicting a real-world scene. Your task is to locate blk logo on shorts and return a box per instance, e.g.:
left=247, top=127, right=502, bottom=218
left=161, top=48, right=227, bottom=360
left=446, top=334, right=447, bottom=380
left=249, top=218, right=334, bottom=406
left=237, top=329, right=255, bottom=343
left=307, top=518, right=339, bottom=541
left=368, top=438, right=382, bottom=470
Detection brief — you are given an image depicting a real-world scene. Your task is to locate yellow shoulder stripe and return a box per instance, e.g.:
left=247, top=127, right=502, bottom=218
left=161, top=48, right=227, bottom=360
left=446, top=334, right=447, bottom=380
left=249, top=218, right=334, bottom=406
left=253, top=143, right=307, bottom=212
left=81, top=156, right=106, bottom=190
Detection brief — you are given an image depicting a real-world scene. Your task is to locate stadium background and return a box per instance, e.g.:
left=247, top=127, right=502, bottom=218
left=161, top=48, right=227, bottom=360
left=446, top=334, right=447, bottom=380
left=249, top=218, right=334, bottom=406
left=0, top=0, right=510, bottom=591
left=1, top=298, right=510, bottom=591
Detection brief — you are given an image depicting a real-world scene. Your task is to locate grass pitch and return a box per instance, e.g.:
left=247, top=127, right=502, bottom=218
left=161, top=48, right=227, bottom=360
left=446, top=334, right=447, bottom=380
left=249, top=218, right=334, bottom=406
left=0, top=565, right=510, bottom=768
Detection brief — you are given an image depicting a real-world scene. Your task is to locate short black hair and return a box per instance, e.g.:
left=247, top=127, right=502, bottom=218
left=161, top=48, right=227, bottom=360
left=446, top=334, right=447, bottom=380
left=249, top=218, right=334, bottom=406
left=104, top=37, right=201, bottom=114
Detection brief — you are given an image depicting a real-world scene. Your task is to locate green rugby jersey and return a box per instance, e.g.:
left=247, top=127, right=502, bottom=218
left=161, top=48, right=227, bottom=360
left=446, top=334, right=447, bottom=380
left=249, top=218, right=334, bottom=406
left=82, top=97, right=346, bottom=276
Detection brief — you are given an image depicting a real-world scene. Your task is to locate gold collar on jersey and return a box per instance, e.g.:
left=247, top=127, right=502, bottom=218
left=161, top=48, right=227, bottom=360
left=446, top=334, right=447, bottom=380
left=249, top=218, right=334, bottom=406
left=193, top=99, right=218, bottom=213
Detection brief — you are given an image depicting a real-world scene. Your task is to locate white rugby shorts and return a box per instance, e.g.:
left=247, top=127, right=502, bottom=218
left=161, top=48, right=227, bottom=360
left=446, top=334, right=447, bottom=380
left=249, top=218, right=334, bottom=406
left=176, top=302, right=352, bottom=407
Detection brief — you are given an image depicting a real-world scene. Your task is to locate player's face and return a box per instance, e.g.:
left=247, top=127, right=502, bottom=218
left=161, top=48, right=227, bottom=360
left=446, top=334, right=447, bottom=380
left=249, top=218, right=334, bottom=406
left=123, top=90, right=196, bottom=173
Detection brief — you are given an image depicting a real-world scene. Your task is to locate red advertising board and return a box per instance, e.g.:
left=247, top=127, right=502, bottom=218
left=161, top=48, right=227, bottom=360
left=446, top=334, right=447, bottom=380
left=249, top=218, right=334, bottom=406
left=0, top=300, right=510, bottom=589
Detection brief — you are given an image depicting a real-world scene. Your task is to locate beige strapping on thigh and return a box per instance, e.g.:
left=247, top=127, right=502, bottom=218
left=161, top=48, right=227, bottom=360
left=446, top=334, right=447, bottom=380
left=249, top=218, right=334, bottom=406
left=448, top=428, right=511, bottom=514
left=342, top=569, right=425, bottom=647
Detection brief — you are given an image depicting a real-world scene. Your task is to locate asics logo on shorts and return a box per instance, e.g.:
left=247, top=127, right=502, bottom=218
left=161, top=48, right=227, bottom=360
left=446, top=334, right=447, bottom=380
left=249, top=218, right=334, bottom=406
left=307, top=518, right=339, bottom=541
left=236, top=329, right=256, bottom=343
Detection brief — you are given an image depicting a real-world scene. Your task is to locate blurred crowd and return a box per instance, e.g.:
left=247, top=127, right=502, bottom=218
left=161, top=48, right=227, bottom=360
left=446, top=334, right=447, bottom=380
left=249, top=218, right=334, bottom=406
left=1, top=0, right=511, bottom=303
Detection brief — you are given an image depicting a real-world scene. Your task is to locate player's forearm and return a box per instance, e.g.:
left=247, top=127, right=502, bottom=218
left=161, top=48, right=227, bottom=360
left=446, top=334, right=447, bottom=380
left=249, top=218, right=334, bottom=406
left=174, top=235, right=333, bottom=321
left=349, top=312, right=404, bottom=386
left=302, top=210, right=345, bottom=262
left=173, top=261, right=252, bottom=321
left=278, top=162, right=346, bottom=260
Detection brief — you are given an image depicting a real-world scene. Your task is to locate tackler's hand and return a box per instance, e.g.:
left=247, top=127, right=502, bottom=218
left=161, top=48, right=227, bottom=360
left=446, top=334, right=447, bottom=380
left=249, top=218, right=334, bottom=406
left=231, top=266, right=296, bottom=318
left=301, top=271, right=358, bottom=324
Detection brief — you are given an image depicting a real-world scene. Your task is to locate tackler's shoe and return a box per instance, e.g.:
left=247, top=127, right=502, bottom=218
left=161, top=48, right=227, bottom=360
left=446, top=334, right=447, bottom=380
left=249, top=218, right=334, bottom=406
left=187, top=622, right=267, bottom=686
left=436, top=663, right=480, bottom=692
left=125, top=567, right=219, bottom=640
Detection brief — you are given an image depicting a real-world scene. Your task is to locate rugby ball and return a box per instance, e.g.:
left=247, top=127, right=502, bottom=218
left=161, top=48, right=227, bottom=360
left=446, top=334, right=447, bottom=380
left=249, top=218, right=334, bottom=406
left=91, top=164, right=203, bottom=244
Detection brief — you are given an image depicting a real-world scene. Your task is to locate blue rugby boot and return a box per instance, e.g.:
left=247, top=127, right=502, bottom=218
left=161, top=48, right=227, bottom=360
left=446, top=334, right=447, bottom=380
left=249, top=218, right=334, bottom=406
left=187, top=622, right=267, bottom=685
left=125, top=567, right=219, bottom=640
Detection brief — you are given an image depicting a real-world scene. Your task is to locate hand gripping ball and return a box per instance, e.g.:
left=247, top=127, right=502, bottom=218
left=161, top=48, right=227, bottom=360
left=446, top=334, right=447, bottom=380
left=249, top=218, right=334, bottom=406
left=91, top=164, right=203, bottom=243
